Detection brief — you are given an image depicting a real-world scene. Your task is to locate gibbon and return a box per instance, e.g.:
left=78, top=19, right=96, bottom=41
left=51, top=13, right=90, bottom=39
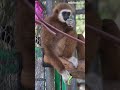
left=41, top=3, right=78, bottom=83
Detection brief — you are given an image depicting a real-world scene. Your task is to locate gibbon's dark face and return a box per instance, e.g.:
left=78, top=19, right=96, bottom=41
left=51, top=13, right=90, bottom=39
left=62, top=11, right=71, bottom=21
left=58, top=9, right=72, bottom=23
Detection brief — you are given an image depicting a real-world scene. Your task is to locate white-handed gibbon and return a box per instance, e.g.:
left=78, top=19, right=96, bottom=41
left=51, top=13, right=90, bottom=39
left=41, top=3, right=79, bottom=83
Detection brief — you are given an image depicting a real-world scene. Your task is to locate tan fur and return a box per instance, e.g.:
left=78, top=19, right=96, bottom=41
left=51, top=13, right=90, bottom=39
left=41, top=3, right=77, bottom=73
left=53, top=3, right=74, bottom=15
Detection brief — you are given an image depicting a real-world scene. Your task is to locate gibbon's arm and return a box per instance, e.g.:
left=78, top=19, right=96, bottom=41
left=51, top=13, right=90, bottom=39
left=41, top=18, right=66, bottom=73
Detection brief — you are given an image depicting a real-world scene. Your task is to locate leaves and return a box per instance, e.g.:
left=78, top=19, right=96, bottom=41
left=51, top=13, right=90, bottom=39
left=76, top=1, right=85, bottom=34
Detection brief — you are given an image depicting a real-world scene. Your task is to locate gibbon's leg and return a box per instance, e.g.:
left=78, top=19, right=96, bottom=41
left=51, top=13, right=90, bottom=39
left=44, top=46, right=71, bottom=83
left=56, top=36, right=67, bottom=57
left=44, top=46, right=65, bottom=72
left=62, top=30, right=78, bottom=68
left=41, top=29, right=65, bottom=73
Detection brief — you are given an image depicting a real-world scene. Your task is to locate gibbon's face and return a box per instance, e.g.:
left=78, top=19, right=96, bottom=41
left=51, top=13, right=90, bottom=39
left=58, top=9, right=72, bottom=23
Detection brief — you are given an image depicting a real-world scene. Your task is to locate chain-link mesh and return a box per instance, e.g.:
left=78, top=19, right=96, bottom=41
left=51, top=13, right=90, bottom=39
left=35, top=1, right=47, bottom=89
left=0, top=0, right=15, bottom=49
left=0, top=26, right=14, bottom=49
left=0, top=0, right=22, bottom=90
left=0, top=49, right=21, bottom=90
left=35, top=25, right=47, bottom=90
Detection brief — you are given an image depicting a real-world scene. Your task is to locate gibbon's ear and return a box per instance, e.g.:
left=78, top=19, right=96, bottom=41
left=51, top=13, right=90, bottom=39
left=53, top=7, right=59, bottom=15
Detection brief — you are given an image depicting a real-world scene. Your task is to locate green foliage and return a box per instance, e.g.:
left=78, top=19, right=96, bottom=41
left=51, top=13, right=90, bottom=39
left=76, top=14, right=85, bottom=34
left=76, top=0, right=85, bottom=9
left=76, top=1, right=85, bottom=34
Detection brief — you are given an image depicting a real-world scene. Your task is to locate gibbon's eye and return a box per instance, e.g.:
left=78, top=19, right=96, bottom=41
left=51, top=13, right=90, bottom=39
left=62, top=12, right=70, bottom=16
left=62, top=11, right=71, bottom=21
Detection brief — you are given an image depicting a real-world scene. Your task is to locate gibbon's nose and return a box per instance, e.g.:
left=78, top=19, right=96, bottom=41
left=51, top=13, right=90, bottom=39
left=62, top=12, right=71, bottom=21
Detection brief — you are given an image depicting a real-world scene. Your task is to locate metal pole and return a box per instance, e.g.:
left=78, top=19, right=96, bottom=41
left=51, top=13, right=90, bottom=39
left=62, top=79, right=67, bottom=90
left=55, top=70, right=61, bottom=90
left=46, top=68, right=55, bottom=90
left=45, top=0, right=55, bottom=90
left=46, top=0, right=53, bottom=16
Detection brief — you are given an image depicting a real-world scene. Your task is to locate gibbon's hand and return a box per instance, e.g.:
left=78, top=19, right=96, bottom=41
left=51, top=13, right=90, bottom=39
left=66, top=19, right=75, bottom=27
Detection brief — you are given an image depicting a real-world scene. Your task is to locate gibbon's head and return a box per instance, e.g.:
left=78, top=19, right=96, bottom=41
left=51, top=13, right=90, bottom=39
left=53, top=3, right=74, bottom=23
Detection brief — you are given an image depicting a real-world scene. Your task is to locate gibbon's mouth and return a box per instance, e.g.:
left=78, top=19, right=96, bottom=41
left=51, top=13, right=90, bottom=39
left=64, top=17, right=70, bottom=21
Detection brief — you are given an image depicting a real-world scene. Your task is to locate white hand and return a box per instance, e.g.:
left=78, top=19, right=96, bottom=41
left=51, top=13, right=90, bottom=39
left=66, top=19, right=75, bottom=27
left=69, top=56, right=78, bottom=68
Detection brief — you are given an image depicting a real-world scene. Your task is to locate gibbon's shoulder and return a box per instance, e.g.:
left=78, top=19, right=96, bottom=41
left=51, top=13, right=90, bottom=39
left=44, top=16, right=58, bottom=24
left=44, top=16, right=52, bottom=22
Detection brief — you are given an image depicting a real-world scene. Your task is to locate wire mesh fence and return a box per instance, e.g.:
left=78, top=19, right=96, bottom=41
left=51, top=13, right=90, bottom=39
left=0, top=26, right=14, bottom=49
left=0, top=0, right=22, bottom=90
left=0, top=49, right=22, bottom=90
left=35, top=24, right=47, bottom=90
left=0, top=26, right=22, bottom=90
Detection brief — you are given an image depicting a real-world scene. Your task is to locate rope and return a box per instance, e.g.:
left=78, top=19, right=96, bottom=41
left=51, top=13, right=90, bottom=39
left=35, top=19, right=85, bottom=45
left=25, top=0, right=120, bottom=46
left=23, top=0, right=85, bottom=45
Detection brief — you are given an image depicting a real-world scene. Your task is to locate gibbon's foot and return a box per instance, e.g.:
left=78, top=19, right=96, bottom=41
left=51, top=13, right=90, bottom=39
left=61, top=70, right=72, bottom=85
left=68, top=56, right=78, bottom=68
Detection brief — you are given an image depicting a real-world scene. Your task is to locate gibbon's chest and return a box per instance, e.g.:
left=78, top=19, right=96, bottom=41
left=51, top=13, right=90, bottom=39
left=53, top=22, right=67, bottom=32
left=52, top=22, right=68, bottom=39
